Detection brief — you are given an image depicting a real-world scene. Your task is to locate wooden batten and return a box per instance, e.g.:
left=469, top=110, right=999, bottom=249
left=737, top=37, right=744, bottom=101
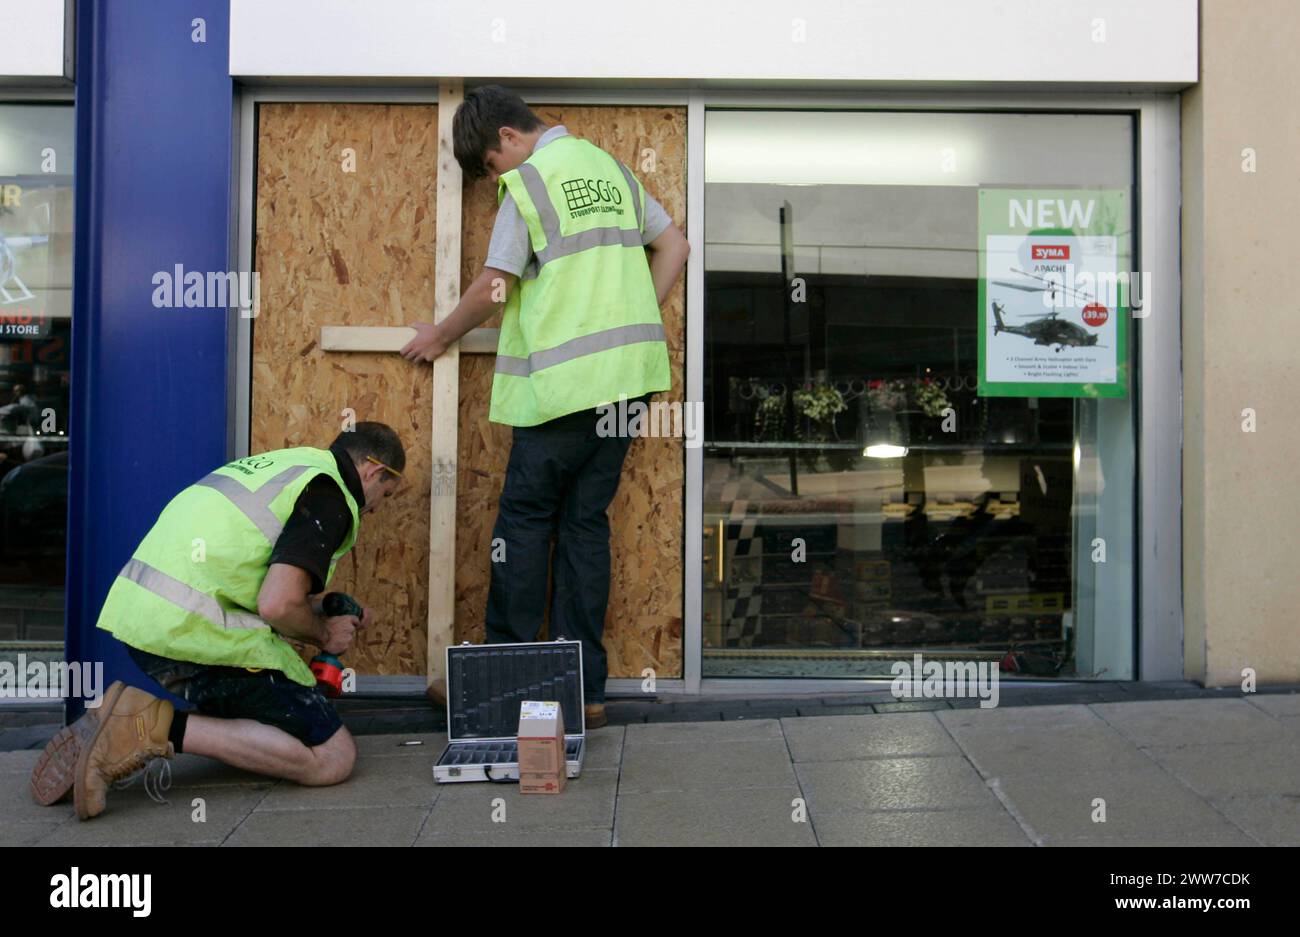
left=428, top=81, right=465, bottom=687
left=321, top=325, right=499, bottom=355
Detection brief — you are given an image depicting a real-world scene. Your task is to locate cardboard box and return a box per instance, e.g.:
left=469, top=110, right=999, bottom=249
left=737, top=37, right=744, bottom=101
left=517, top=701, right=567, bottom=795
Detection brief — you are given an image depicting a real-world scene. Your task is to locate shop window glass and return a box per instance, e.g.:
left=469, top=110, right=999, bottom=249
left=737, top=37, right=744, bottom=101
left=702, top=110, right=1135, bottom=680
left=0, top=103, right=75, bottom=663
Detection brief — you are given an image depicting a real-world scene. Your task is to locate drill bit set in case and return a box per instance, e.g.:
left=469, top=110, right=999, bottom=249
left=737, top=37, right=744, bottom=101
left=433, top=639, right=586, bottom=784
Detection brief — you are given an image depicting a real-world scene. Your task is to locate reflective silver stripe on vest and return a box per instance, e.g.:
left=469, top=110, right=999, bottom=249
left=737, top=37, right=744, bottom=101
left=195, top=464, right=310, bottom=543
left=495, top=322, right=666, bottom=377
left=536, top=226, right=643, bottom=266
left=615, top=160, right=643, bottom=232
left=518, top=163, right=561, bottom=241
left=119, top=558, right=269, bottom=631
left=516, top=162, right=642, bottom=268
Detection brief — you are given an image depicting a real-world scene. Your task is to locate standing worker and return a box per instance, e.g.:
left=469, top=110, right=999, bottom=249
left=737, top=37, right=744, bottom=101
left=28, top=423, right=405, bottom=818
left=401, top=86, right=690, bottom=728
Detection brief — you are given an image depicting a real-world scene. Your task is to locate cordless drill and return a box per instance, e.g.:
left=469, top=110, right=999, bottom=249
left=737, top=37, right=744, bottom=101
left=310, top=591, right=363, bottom=698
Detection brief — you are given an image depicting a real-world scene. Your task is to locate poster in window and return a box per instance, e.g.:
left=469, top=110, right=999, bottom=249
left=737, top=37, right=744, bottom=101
left=977, top=188, right=1130, bottom=398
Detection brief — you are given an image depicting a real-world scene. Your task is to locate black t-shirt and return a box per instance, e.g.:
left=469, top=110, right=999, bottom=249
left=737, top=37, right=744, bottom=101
left=267, top=445, right=366, bottom=594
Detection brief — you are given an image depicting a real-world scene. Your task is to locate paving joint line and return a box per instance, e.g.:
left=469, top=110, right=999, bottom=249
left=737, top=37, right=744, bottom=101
left=931, top=711, right=1043, bottom=846
left=777, top=716, right=820, bottom=846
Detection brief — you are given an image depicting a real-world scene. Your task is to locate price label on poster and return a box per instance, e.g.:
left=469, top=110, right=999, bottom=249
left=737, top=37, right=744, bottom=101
left=977, top=188, right=1130, bottom=398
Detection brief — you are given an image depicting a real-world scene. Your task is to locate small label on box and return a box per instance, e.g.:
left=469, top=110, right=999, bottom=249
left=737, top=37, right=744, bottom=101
left=520, top=701, right=559, bottom=720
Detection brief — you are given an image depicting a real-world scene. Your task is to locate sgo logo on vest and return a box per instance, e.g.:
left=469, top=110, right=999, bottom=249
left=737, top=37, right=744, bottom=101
left=560, top=176, right=624, bottom=218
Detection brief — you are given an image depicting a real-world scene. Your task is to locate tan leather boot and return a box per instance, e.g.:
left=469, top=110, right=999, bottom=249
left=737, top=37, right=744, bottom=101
left=584, top=703, right=607, bottom=729
left=29, top=681, right=127, bottom=806
left=74, top=685, right=174, bottom=820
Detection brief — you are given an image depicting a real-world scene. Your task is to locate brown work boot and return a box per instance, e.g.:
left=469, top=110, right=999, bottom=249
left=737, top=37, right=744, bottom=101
left=29, top=681, right=128, bottom=806
left=74, top=685, right=174, bottom=820
left=584, top=703, right=608, bottom=730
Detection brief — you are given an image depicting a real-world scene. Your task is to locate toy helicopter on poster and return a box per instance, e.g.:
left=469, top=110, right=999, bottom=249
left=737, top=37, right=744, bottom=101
left=989, top=265, right=1109, bottom=352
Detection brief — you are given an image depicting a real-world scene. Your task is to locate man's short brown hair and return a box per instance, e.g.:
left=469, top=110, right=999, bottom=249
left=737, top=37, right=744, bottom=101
left=452, top=84, right=545, bottom=181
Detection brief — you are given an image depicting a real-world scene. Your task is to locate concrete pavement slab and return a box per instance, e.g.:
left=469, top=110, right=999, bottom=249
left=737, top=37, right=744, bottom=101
left=2, top=769, right=75, bottom=823
left=814, top=807, right=1032, bottom=847
left=938, top=703, right=1105, bottom=733
left=2, top=819, right=72, bottom=846
left=163, top=754, right=278, bottom=789
left=0, top=748, right=39, bottom=774
left=423, top=768, right=618, bottom=833
left=1040, top=828, right=1258, bottom=846
left=8, top=694, right=1298, bottom=847
left=990, top=766, right=1245, bottom=841
left=614, top=787, right=817, bottom=846
left=796, top=756, right=1001, bottom=813
left=255, top=754, right=438, bottom=810
left=223, top=805, right=430, bottom=846
left=951, top=727, right=1153, bottom=778
left=578, top=726, right=624, bottom=770
left=781, top=712, right=960, bottom=762
left=1244, top=694, right=1300, bottom=718
left=625, top=718, right=782, bottom=746
left=36, top=786, right=268, bottom=845
left=416, top=827, right=613, bottom=846
left=352, top=731, right=447, bottom=756
left=1211, top=795, right=1300, bottom=846
left=1142, top=741, right=1300, bottom=799
left=618, top=739, right=796, bottom=793
left=1091, top=699, right=1292, bottom=747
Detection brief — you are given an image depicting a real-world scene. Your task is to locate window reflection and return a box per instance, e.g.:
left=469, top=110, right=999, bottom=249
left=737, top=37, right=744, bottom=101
left=702, top=110, right=1134, bottom=680
left=0, top=104, right=75, bottom=651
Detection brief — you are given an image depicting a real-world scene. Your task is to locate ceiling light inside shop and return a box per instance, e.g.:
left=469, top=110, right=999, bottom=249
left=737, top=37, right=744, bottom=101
left=705, top=110, right=1131, bottom=188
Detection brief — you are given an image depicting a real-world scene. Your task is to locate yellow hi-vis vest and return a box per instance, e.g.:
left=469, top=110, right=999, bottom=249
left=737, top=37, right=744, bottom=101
left=491, top=135, right=671, bottom=426
left=97, top=448, right=361, bottom=687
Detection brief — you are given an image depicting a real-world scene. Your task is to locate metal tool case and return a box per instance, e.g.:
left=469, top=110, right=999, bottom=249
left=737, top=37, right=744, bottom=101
left=433, top=639, right=586, bottom=784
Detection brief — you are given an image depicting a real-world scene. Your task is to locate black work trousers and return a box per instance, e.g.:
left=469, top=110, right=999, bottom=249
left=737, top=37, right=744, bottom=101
left=484, top=395, right=646, bottom=703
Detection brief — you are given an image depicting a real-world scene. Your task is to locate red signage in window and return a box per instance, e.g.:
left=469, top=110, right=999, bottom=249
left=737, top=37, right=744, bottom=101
left=1031, top=244, right=1070, bottom=260
left=1082, top=304, right=1109, bottom=327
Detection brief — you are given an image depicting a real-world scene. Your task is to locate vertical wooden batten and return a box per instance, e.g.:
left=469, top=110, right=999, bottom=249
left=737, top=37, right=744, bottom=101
left=428, top=81, right=464, bottom=686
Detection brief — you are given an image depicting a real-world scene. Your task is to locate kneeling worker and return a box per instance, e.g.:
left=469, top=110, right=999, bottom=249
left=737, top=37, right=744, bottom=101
left=29, top=422, right=405, bottom=819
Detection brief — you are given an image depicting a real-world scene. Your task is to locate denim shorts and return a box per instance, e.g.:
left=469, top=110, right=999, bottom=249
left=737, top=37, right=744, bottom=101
left=127, top=645, right=344, bottom=747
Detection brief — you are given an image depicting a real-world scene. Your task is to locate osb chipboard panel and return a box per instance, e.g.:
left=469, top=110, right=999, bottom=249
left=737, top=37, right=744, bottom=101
left=456, top=105, right=687, bottom=678
left=252, top=102, right=437, bottom=677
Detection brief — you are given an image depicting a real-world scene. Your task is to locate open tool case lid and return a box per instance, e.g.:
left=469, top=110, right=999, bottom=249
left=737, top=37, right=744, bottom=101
left=444, top=639, right=585, bottom=743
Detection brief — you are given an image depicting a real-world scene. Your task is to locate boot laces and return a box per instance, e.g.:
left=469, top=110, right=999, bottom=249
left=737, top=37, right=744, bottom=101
left=111, top=755, right=173, bottom=805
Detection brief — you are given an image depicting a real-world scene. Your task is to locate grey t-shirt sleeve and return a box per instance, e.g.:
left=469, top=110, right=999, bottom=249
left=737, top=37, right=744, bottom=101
left=641, top=190, right=672, bottom=244
left=484, top=193, right=532, bottom=276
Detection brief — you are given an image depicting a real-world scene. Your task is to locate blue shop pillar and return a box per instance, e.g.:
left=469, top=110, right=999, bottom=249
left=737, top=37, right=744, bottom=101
left=65, top=0, right=234, bottom=721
